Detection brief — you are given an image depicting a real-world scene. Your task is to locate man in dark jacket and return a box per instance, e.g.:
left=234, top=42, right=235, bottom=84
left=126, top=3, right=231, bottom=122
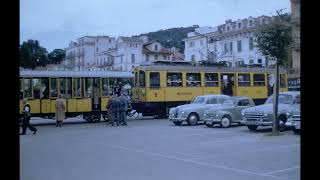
left=119, top=93, right=128, bottom=125
left=20, top=99, right=37, bottom=135
left=109, top=94, right=120, bottom=126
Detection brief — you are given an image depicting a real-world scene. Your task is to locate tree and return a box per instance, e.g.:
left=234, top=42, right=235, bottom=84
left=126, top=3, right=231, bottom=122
left=48, top=49, right=66, bottom=64
left=19, top=40, right=50, bottom=69
left=254, top=10, right=293, bottom=134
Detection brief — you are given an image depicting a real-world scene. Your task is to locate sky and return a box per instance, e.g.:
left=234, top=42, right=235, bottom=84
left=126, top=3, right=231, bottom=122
left=20, top=0, right=291, bottom=52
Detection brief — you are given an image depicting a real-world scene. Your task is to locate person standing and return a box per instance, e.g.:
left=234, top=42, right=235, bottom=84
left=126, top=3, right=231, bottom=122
left=119, top=93, right=128, bottom=125
left=110, top=93, right=120, bottom=126
left=20, top=99, right=37, bottom=135
left=55, top=95, right=66, bottom=127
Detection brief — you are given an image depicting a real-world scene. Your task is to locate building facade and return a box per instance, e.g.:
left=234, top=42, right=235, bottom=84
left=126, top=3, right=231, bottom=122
left=183, top=16, right=276, bottom=67
left=142, top=40, right=174, bottom=62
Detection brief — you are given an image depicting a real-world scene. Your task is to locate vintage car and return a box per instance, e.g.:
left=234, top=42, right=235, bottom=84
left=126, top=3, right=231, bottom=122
left=285, top=95, right=300, bottom=134
left=203, top=96, right=255, bottom=128
left=169, top=95, right=230, bottom=126
left=241, top=91, right=300, bottom=131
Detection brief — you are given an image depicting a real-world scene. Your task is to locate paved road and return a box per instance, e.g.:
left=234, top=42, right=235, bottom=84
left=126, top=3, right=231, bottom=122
left=20, top=118, right=300, bottom=180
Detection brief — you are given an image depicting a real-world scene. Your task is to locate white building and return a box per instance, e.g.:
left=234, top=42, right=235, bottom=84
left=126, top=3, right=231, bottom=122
left=142, top=40, right=174, bottom=62
left=183, top=16, right=275, bottom=67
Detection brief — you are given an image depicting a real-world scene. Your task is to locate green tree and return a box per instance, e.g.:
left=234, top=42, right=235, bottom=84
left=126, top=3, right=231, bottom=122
left=19, top=40, right=50, bottom=69
left=254, top=10, right=293, bottom=134
left=48, top=49, right=66, bottom=64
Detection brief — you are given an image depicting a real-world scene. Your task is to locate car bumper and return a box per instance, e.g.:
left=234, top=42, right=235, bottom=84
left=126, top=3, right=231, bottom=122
left=240, top=120, right=273, bottom=126
left=286, top=121, right=300, bottom=129
left=169, top=117, right=187, bottom=122
left=204, top=117, right=221, bottom=123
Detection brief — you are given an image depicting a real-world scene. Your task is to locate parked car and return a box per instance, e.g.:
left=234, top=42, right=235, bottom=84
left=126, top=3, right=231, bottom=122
left=241, top=91, right=300, bottom=131
left=203, top=96, right=255, bottom=128
left=285, top=95, right=300, bottom=134
left=169, top=95, right=230, bottom=126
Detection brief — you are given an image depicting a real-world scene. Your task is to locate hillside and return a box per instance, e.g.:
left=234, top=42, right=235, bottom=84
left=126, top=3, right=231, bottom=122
left=135, top=25, right=199, bottom=53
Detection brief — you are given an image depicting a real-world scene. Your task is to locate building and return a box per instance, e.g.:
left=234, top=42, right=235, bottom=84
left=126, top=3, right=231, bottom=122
left=288, top=0, right=300, bottom=91
left=183, top=16, right=276, bottom=67
left=142, top=40, right=174, bottom=62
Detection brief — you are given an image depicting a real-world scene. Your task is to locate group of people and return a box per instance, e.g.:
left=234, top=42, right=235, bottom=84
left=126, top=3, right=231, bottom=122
left=107, top=89, right=128, bottom=126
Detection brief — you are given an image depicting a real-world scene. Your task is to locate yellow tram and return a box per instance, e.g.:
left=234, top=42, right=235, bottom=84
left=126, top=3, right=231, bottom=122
left=19, top=70, right=133, bottom=122
left=131, top=65, right=288, bottom=117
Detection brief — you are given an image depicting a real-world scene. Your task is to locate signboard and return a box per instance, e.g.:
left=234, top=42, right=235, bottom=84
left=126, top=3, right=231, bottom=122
left=288, top=78, right=300, bottom=91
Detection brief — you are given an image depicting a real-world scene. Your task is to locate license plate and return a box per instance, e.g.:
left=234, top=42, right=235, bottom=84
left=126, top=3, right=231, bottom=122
left=246, top=121, right=258, bottom=125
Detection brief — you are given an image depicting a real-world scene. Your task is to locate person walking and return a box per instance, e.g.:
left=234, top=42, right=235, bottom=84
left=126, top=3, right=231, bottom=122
left=110, top=93, right=120, bottom=126
left=20, top=99, right=37, bottom=135
left=119, top=93, right=128, bottom=125
left=55, top=95, right=66, bottom=127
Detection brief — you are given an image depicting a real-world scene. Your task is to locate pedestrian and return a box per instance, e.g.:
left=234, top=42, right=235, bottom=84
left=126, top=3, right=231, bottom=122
left=55, top=95, right=65, bottom=127
left=106, top=93, right=113, bottom=126
left=110, top=93, right=120, bottom=126
left=119, top=92, right=128, bottom=125
left=20, top=99, right=37, bottom=135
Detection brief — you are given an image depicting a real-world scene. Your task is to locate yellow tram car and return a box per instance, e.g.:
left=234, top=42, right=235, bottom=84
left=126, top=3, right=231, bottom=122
left=131, top=65, right=288, bottom=117
left=19, top=70, right=133, bottom=122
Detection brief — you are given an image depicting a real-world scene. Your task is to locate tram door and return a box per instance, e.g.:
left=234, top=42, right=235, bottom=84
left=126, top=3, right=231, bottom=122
left=267, top=74, right=274, bottom=96
left=92, top=78, right=101, bottom=111
left=221, top=73, right=236, bottom=96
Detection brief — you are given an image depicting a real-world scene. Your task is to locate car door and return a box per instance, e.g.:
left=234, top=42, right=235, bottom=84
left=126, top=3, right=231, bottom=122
left=234, top=99, right=251, bottom=121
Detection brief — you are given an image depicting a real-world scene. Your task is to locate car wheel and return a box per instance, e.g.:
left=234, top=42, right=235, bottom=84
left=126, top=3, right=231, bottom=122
left=278, top=117, right=287, bottom=132
left=220, top=116, right=231, bottom=128
left=173, top=121, right=182, bottom=126
left=187, top=113, right=198, bottom=126
left=247, top=125, right=258, bottom=131
left=293, top=128, right=300, bottom=134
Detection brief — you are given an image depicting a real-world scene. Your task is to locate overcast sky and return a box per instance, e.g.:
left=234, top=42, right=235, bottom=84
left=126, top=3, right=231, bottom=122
left=20, top=0, right=291, bottom=52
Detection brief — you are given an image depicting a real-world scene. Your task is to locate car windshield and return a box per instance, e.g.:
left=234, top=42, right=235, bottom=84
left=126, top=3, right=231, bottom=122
left=222, top=98, right=236, bottom=105
left=192, top=97, right=206, bottom=104
left=265, top=94, right=294, bottom=105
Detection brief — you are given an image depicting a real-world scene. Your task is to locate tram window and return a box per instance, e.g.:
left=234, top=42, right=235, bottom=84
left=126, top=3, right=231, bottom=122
left=280, top=74, right=286, bottom=88
left=150, top=72, right=160, bottom=88
left=167, top=72, right=182, bottom=87
left=101, top=78, right=109, bottom=96
left=109, top=78, right=117, bottom=95
left=73, top=78, right=82, bottom=98
left=135, top=72, right=138, bottom=86
left=23, top=78, right=32, bottom=98
left=59, top=78, right=66, bottom=98
left=119, top=78, right=133, bottom=96
left=20, top=78, right=23, bottom=99
left=66, top=78, right=72, bottom=98
left=50, top=78, right=58, bottom=98
left=33, top=78, right=41, bottom=99
left=139, top=70, right=145, bottom=87
left=205, top=73, right=219, bottom=87
left=40, top=78, right=49, bottom=99
left=85, top=78, right=93, bottom=98
left=238, top=74, right=251, bottom=86
left=253, top=74, right=265, bottom=86
left=186, top=73, right=201, bottom=87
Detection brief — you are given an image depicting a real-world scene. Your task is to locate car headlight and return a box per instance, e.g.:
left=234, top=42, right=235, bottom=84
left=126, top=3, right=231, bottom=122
left=181, top=111, right=185, bottom=115
left=264, top=113, right=268, bottom=117
left=241, top=112, right=245, bottom=116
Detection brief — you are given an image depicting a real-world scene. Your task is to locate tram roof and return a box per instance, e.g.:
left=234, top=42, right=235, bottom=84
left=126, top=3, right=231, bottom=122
left=135, top=65, right=287, bottom=73
left=19, top=70, right=134, bottom=78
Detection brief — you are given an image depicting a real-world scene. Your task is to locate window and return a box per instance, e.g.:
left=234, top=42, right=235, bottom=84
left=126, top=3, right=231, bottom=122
left=40, top=78, right=49, bottom=99
left=227, top=26, right=230, bottom=31
left=73, top=78, right=82, bottom=98
left=224, top=43, right=228, bottom=52
left=253, top=74, right=265, bottom=86
left=167, top=72, right=182, bottom=87
left=229, top=42, right=233, bottom=52
left=163, top=55, right=167, bottom=60
left=258, top=59, right=262, bottom=64
left=191, top=55, right=195, bottom=61
left=238, top=23, right=241, bottom=28
left=66, top=78, right=72, bottom=98
left=249, top=59, right=254, bottom=64
left=249, top=20, right=253, bottom=26
left=135, top=72, right=138, bottom=87
left=205, top=73, right=219, bottom=87
left=189, top=41, right=195, bottom=47
left=207, top=97, right=218, bottom=104
left=186, top=73, right=201, bottom=87
left=59, top=78, right=66, bottom=98
left=108, top=78, right=117, bottom=95
left=238, top=99, right=250, bottom=106
left=280, top=74, right=286, bottom=88
left=97, top=38, right=99, bottom=42
left=33, top=78, right=41, bottom=99
left=85, top=78, right=93, bottom=98
left=150, top=72, right=160, bottom=88
left=139, top=70, right=145, bottom=87
left=109, top=39, right=111, bottom=43
left=200, top=40, right=203, bottom=46
left=155, top=55, right=158, bottom=60
left=50, top=78, right=58, bottom=98
left=262, top=18, right=265, bottom=25
left=146, top=54, right=149, bottom=61
left=249, top=37, right=254, bottom=50
left=23, top=78, right=32, bottom=98
left=131, top=54, right=135, bottom=63
left=155, top=44, right=158, bottom=51
left=238, top=74, right=251, bottom=86
left=101, top=78, right=108, bottom=96
left=237, top=40, right=242, bottom=52
left=96, top=48, right=99, bottom=52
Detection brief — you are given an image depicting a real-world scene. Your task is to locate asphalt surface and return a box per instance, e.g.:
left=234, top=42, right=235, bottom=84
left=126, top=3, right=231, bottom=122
left=20, top=117, right=300, bottom=180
